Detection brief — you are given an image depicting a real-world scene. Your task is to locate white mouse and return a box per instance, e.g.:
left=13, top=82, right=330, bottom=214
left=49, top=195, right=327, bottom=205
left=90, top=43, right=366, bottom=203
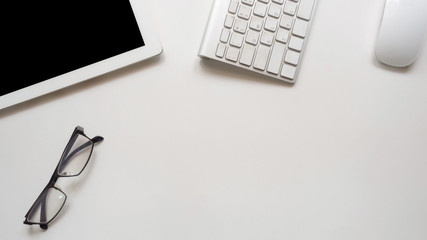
left=375, top=0, right=427, bottom=67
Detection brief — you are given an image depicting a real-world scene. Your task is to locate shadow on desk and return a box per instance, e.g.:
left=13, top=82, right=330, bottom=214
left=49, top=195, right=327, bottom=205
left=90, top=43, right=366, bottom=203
left=0, top=55, right=164, bottom=118
left=199, top=58, right=295, bottom=88
left=371, top=54, right=414, bottom=74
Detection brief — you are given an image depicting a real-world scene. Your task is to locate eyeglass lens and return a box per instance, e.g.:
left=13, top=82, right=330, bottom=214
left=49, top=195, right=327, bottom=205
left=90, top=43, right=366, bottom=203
left=26, top=187, right=66, bottom=224
left=58, top=134, right=94, bottom=177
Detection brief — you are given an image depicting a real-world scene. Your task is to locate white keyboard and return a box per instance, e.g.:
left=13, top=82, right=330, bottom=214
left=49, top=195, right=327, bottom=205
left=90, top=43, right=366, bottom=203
left=199, top=0, right=317, bottom=83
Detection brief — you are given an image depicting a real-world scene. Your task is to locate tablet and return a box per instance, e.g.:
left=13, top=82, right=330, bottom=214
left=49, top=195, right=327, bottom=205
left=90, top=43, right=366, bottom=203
left=1, top=0, right=162, bottom=110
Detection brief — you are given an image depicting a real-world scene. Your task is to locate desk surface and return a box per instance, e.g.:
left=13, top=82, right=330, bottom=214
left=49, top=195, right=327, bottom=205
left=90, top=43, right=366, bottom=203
left=1, top=0, right=427, bottom=239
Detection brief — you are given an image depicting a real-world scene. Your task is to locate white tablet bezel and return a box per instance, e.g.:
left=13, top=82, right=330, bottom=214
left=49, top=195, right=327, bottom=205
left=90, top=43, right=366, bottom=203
left=0, top=0, right=162, bottom=110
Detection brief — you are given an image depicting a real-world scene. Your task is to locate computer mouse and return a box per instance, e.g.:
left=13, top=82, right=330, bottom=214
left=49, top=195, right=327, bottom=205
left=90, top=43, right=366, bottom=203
left=375, top=0, right=427, bottom=67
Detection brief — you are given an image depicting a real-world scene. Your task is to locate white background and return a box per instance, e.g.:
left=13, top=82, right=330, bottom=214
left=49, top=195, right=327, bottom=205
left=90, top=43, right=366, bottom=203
left=1, top=0, right=426, bottom=239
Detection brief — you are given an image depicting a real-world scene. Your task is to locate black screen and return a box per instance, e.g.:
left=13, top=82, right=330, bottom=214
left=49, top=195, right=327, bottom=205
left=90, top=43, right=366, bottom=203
left=3, top=1, right=145, bottom=96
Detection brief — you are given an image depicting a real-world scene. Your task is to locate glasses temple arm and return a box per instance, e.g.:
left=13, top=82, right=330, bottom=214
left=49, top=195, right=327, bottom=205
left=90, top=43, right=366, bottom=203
left=92, top=136, right=104, bottom=143
left=39, top=196, right=49, bottom=229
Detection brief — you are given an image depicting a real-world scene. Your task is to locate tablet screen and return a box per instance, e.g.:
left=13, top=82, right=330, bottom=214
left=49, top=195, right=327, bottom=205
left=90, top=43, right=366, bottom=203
left=3, top=1, right=145, bottom=96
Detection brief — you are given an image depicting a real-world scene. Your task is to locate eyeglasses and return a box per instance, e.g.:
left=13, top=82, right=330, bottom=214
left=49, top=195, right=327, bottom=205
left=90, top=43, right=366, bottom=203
left=23, top=126, right=104, bottom=229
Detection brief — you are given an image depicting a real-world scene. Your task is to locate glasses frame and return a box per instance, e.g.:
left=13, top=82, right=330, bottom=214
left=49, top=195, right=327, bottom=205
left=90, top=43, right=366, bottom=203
left=23, top=126, right=103, bottom=229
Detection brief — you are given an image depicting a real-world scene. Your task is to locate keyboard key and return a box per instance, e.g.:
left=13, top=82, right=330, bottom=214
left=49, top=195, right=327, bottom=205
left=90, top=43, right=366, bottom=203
left=293, top=19, right=309, bottom=37
left=268, top=4, right=282, bottom=18
left=264, top=17, right=278, bottom=32
left=216, top=43, right=227, bottom=58
left=272, top=0, right=284, bottom=4
left=224, top=15, right=234, bottom=28
left=254, top=2, right=268, bottom=17
left=249, top=16, right=264, bottom=31
left=281, top=64, right=297, bottom=79
left=240, top=44, right=256, bottom=66
left=284, top=1, right=297, bottom=16
left=276, top=28, right=290, bottom=43
left=234, top=19, right=248, bottom=33
left=230, top=32, right=244, bottom=48
left=228, top=0, right=239, bottom=14
left=279, top=14, right=294, bottom=29
left=267, top=42, right=286, bottom=74
left=289, top=36, right=304, bottom=51
left=220, top=28, right=230, bottom=43
left=242, top=0, right=255, bottom=6
left=246, top=30, right=260, bottom=45
left=238, top=5, right=252, bottom=20
left=253, top=45, right=271, bottom=70
left=297, top=0, right=315, bottom=20
left=260, top=31, right=274, bottom=46
left=226, top=46, right=240, bottom=62
left=284, top=50, right=300, bottom=65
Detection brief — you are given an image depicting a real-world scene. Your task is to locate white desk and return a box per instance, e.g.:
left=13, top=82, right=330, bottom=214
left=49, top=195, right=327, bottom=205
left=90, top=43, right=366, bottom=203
left=1, top=0, right=426, bottom=239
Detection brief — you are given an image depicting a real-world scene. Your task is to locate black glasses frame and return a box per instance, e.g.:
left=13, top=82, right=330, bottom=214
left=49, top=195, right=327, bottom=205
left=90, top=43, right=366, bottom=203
left=23, top=126, right=103, bottom=229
